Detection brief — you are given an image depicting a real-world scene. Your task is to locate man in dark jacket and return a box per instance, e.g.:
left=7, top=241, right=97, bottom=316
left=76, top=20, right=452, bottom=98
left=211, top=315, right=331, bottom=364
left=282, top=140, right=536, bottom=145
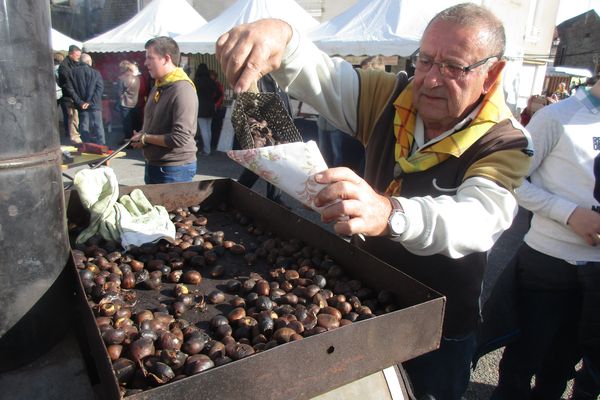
left=70, top=53, right=106, bottom=145
left=57, top=44, right=82, bottom=144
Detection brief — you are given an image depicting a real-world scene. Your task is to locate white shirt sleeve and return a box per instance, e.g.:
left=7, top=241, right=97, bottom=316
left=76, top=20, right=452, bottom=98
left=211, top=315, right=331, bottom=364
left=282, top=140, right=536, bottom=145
left=395, top=177, right=519, bottom=258
left=271, top=28, right=359, bottom=135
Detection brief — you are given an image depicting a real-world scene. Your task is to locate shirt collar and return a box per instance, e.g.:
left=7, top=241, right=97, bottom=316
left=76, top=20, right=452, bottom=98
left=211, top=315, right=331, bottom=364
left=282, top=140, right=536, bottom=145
left=574, top=87, right=600, bottom=114
left=413, top=103, right=484, bottom=151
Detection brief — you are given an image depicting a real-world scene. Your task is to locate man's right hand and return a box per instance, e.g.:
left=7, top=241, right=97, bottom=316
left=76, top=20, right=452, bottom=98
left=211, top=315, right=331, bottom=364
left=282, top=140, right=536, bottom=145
left=130, top=130, right=144, bottom=149
left=567, top=206, right=600, bottom=246
left=216, top=18, right=292, bottom=93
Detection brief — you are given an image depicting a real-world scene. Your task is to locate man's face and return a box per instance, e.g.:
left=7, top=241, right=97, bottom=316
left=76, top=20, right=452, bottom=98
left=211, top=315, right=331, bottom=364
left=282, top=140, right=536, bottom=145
left=412, top=20, right=498, bottom=133
left=70, top=50, right=81, bottom=62
left=145, top=46, right=169, bottom=80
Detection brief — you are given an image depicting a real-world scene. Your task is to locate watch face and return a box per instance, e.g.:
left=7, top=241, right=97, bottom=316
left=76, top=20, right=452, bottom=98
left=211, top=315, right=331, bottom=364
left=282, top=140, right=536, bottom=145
left=390, top=211, right=407, bottom=235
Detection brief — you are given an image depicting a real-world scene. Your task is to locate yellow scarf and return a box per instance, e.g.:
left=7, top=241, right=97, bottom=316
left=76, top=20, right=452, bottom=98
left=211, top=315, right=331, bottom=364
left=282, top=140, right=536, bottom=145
left=153, top=67, right=195, bottom=103
left=385, top=77, right=512, bottom=196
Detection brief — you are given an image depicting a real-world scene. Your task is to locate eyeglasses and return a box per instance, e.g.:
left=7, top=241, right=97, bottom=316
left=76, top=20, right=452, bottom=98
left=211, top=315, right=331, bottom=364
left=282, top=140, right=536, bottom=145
left=411, top=53, right=500, bottom=80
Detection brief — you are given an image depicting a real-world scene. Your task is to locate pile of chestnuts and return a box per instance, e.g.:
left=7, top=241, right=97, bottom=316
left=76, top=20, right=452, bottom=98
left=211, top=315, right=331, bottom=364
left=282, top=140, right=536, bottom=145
left=71, top=203, right=398, bottom=396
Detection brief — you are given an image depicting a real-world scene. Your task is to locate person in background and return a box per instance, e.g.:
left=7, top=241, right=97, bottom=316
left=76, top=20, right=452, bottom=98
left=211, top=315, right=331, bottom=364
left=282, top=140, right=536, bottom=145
left=209, top=69, right=226, bottom=149
left=131, top=36, right=198, bottom=184
left=519, top=94, right=549, bottom=126
left=70, top=53, right=106, bottom=146
left=117, top=60, right=141, bottom=144
left=490, top=77, right=600, bottom=400
left=194, top=63, right=219, bottom=156
left=553, top=81, right=570, bottom=101
left=360, top=55, right=385, bottom=70
left=236, top=73, right=290, bottom=207
left=57, top=44, right=82, bottom=144
left=53, top=52, right=64, bottom=102
left=216, top=3, right=532, bottom=398
left=134, top=61, right=150, bottom=129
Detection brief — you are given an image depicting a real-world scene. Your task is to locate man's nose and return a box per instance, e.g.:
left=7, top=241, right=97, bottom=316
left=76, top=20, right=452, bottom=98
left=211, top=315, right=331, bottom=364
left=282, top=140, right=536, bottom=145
left=423, top=63, right=444, bottom=88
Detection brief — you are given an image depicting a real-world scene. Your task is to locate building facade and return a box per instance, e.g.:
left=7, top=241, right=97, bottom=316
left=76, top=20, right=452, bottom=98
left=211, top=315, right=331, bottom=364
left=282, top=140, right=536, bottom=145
left=555, top=10, right=600, bottom=76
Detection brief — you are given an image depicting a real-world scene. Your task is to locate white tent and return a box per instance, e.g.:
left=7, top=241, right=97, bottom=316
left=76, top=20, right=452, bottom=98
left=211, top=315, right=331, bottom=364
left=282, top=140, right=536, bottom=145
left=83, top=0, right=207, bottom=53
left=309, top=0, right=473, bottom=56
left=546, top=66, right=593, bottom=78
left=177, top=0, right=319, bottom=54
left=51, top=28, right=82, bottom=52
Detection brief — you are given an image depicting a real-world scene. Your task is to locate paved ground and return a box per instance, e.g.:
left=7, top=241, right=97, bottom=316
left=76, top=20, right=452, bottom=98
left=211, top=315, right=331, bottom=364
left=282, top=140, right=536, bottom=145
left=0, top=117, right=575, bottom=399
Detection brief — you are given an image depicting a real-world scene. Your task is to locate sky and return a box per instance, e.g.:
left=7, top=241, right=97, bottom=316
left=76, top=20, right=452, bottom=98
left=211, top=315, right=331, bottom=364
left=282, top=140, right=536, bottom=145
left=556, top=0, right=600, bottom=24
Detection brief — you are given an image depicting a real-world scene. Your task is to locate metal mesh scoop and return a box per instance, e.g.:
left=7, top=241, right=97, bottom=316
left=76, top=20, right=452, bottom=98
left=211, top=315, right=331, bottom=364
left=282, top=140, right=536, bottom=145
left=231, top=83, right=302, bottom=149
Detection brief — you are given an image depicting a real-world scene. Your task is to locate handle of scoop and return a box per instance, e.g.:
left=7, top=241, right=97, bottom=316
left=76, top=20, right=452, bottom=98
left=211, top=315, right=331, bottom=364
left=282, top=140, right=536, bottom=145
left=88, top=139, right=132, bottom=169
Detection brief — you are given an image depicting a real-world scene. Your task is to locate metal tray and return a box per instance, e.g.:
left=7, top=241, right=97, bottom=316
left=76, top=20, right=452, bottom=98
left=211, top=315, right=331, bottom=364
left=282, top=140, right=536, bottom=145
left=66, top=179, right=445, bottom=400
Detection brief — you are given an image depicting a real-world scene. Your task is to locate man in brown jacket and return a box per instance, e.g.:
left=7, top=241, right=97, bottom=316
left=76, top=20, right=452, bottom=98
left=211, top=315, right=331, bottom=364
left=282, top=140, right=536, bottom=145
left=131, top=36, right=198, bottom=184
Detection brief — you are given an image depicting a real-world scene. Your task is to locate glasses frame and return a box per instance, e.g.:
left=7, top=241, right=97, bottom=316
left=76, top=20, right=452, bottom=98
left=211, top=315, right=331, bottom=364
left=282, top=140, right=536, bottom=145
left=411, top=52, right=501, bottom=79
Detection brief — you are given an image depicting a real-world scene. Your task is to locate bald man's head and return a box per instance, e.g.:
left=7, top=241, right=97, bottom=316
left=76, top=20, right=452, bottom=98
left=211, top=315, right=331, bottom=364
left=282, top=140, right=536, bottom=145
left=80, top=53, right=92, bottom=66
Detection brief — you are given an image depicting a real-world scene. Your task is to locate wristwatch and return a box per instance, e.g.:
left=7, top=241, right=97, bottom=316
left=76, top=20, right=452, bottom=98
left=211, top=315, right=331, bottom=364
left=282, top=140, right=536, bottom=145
left=387, top=197, right=409, bottom=237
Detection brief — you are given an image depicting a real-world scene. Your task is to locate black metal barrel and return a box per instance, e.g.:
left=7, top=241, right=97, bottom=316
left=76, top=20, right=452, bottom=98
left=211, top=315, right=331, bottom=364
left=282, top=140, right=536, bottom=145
left=0, top=1, right=72, bottom=371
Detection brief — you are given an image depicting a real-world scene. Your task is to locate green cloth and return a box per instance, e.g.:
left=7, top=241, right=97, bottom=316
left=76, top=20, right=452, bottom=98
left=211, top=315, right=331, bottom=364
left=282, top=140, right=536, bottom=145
left=73, top=167, right=175, bottom=249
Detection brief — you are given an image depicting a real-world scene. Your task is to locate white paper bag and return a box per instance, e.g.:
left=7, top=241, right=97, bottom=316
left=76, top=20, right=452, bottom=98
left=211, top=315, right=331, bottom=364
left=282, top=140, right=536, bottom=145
left=227, top=140, right=329, bottom=211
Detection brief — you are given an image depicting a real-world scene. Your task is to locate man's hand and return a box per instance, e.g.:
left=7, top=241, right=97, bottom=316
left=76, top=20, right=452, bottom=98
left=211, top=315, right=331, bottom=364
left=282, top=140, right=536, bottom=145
left=81, top=102, right=90, bottom=110
left=216, top=18, right=293, bottom=93
left=130, top=130, right=144, bottom=149
left=567, top=206, right=600, bottom=246
left=314, top=168, right=393, bottom=237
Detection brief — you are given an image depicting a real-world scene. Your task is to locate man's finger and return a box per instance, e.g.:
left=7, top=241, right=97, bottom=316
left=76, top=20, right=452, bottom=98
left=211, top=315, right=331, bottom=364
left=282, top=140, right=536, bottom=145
left=315, top=167, right=363, bottom=185
left=234, top=46, right=270, bottom=93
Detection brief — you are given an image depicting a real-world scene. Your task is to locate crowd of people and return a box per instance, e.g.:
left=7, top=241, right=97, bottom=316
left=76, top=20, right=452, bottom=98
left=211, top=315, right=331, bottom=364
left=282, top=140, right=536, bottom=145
left=56, top=3, right=598, bottom=398
left=55, top=42, right=225, bottom=176
left=55, top=45, right=147, bottom=147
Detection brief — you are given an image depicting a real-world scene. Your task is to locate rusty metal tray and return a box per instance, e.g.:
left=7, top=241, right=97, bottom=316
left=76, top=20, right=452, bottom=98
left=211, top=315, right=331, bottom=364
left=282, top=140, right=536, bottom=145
left=66, top=179, right=444, bottom=400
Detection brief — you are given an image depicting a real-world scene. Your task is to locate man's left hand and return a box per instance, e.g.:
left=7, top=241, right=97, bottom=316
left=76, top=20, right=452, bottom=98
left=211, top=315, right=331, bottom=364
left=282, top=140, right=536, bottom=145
left=314, top=167, right=392, bottom=237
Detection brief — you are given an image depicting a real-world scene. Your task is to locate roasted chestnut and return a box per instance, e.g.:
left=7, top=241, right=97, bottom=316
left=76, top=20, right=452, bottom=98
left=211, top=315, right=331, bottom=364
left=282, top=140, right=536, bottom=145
left=182, top=270, right=202, bottom=285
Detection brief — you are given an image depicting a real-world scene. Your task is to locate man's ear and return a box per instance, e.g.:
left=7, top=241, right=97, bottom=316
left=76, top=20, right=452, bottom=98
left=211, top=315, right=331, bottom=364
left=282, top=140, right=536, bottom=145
left=483, top=59, right=506, bottom=93
left=163, top=54, right=172, bottom=65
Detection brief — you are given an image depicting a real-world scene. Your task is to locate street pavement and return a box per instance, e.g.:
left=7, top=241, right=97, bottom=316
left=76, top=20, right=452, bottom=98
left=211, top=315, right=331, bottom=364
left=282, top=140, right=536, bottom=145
left=10, top=117, right=572, bottom=399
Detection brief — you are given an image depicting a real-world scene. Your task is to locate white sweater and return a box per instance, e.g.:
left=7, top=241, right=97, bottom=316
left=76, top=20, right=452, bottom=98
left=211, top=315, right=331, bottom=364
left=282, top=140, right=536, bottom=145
left=516, top=88, right=600, bottom=262
left=271, top=30, right=526, bottom=259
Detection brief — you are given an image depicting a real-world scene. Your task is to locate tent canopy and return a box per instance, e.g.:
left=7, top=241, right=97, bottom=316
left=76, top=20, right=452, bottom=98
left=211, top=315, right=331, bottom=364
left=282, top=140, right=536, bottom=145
left=309, top=0, right=474, bottom=57
left=546, top=66, right=593, bottom=78
left=51, top=28, right=81, bottom=52
left=177, top=0, right=319, bottom=54
left=83, top=0, right=207, bottom=53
